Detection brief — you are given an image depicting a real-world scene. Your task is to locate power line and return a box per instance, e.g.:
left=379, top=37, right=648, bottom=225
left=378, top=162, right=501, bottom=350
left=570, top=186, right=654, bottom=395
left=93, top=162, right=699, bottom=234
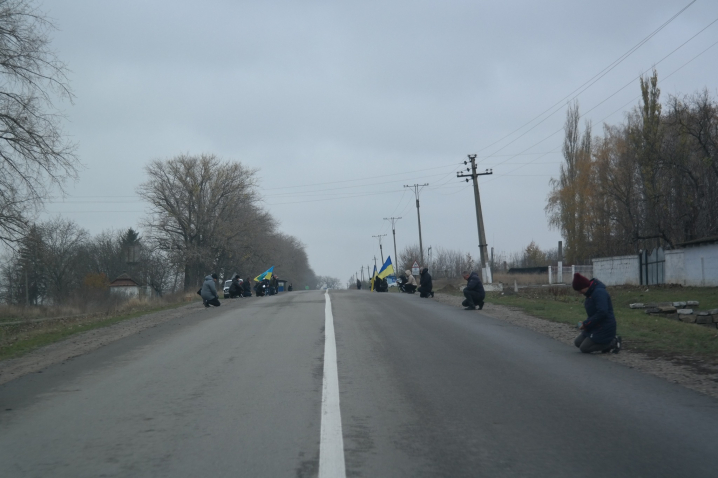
left=480, top=22, right=718, bottom=182
left=474, top=0, right=697, bottom=158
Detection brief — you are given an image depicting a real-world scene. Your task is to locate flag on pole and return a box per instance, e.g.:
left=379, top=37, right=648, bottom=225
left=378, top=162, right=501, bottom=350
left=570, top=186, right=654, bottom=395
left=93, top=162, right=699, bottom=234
left=253, top=266, right=274, bottom=282
left=377, top=256, right=395, bottom=279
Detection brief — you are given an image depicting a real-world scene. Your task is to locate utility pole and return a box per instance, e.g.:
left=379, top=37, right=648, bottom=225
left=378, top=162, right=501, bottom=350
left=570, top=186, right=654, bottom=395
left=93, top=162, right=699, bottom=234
left=373, top=256, right=378, bottom=270
left=383, top=217, right=402, bottom=269
left=404, top=183, right=429, bottom=265
left=360, top=265, right=364, bottom=282
left=457, top=154, right=492, bottom=268
left=372, top=234, right=387, bottom=264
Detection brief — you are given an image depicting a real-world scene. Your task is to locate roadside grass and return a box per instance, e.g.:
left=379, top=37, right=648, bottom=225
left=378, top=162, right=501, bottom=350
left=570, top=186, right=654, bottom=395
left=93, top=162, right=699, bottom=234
left=487, top=286, right=718, bottom=358
left=0, top=295, right=194, bottom=362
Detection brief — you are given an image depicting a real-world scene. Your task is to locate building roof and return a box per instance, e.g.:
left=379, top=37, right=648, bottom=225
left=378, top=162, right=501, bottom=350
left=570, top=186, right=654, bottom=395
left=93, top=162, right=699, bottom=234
left=109, top=273, right=139, bottom=287
left=675, top=236, right=718, bottom=248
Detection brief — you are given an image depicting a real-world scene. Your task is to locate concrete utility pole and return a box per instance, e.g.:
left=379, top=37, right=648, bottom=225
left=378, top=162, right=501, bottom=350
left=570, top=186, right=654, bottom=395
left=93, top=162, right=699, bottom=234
left=373, top=256, right=378, bottom=270
left=457, top=155, right=492, bottom=268
left=372, top=234, right=387, bottom=264
left=383, top=217, right=402, bottom=269
left=403, top=183, right=429, bottom=265
left=360, top=265, right=364, bottom=282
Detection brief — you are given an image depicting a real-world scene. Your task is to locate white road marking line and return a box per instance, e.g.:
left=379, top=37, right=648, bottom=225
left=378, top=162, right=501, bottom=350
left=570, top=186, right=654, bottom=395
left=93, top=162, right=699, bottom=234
left=319, top=290, right=347, bottom=478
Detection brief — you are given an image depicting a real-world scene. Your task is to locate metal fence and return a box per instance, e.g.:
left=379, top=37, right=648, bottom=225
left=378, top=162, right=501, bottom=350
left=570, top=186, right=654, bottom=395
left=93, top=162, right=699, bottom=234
left=640, top=247, right=665, bottom=285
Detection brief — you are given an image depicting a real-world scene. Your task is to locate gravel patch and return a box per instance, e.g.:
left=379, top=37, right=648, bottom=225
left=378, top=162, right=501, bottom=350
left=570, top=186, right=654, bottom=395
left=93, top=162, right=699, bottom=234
left=433, top=292, right=718, bottom=400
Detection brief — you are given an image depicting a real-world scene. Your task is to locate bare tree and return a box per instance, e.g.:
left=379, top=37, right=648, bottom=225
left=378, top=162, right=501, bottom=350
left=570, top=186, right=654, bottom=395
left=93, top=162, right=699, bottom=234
left=41, top=217, right=89, bottom=302
left=137, top=154, right=260, bottom=290
left=0, top=0, right=78, bottom=245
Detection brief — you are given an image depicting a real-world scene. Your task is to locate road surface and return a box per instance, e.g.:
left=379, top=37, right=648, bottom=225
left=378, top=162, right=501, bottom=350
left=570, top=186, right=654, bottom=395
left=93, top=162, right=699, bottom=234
left=2, top=290, right=718, bottom=477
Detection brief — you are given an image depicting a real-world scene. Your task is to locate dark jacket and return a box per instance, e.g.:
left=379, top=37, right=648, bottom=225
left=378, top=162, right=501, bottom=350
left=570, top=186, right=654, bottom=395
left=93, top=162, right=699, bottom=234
left=419, top=268, right=432, bottom=290
left=465, top=271, right=484, bottom=294
left=229, top=278, right=242, bottom=296
left=581, top=279, right=617, bottom=344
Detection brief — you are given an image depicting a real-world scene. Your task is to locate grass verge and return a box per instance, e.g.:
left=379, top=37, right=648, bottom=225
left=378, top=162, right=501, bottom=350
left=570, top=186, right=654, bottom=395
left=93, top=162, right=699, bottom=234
left=484, top=285, right=718, bottom=358
left=0, top=300, right=192, bottom=362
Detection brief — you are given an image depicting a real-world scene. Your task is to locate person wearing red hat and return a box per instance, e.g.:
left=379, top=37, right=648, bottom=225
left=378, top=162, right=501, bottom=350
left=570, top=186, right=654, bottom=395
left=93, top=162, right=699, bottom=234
left=572, top=273, right=621, bottom=354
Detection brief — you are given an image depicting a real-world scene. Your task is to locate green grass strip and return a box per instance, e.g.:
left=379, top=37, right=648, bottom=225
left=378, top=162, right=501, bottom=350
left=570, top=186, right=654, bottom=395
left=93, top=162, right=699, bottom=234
left=0, top=301, right=190, bottom=362
left=487, top=286, right=718, bottom=357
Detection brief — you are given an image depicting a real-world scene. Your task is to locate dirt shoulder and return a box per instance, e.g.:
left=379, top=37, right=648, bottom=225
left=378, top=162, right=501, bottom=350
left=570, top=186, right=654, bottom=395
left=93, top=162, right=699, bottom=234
left=433, top=292, right=718, bottom=400
left=0, top=301, right=209, bottom=385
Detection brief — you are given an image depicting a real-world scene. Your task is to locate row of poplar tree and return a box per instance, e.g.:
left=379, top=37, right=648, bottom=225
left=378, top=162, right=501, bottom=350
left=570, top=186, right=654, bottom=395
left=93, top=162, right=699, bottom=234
left=546, top=71, right=718, bottom=264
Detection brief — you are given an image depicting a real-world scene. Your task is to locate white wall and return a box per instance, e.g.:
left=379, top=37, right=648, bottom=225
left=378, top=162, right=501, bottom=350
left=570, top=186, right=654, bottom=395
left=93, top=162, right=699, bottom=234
left=110, top=286, right=139, bottom=298
left=683, top=243, right=718, bottom=287
left=664, top=250, right=685, bottom=285
left=592, top=255, right=640, bottom=286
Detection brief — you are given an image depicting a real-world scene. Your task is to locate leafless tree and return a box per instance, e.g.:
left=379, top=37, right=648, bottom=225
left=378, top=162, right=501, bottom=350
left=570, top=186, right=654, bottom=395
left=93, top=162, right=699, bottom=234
left=137, top=153, right=262, bottom=290
left=41, top=217, right=89, bottom=302
left=0, top=0, right=78, bottom=245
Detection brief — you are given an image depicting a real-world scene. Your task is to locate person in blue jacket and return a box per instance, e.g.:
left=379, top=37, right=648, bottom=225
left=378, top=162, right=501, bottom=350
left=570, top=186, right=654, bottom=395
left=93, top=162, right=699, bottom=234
left=572, top=273, right=621, bottom=353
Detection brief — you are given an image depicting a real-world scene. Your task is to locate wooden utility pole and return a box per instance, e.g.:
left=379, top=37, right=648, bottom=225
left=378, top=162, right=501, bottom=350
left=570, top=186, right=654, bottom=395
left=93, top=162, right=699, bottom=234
left=403, top=184, right=429, bottom=265
left=372, top=234, right=387, bottom=264
left=457, top=154, right=492, bottom=267
left=384, top=217, right=402, bottom=269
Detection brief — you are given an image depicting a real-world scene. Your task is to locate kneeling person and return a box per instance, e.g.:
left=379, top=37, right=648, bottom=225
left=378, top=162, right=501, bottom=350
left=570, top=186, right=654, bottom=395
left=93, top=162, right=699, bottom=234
left=572, top=273, right=621, bottom=354
left=461, top=270, right=485, bottom=310
left=201, top=273, right=221, bottom=307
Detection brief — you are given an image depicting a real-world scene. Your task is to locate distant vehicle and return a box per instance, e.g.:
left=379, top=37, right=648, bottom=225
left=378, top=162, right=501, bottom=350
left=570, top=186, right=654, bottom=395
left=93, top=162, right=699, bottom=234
left=223, top=280, right=232, bottom=299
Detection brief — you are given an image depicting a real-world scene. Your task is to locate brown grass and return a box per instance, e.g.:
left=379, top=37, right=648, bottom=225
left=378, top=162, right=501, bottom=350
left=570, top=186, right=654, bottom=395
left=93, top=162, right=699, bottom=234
left=0, top=292, right=196, bottom=360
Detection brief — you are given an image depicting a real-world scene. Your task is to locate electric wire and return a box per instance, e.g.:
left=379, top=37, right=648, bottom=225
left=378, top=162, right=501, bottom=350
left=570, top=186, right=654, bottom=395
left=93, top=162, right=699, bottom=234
left=474, top=0, right=697, bottom=157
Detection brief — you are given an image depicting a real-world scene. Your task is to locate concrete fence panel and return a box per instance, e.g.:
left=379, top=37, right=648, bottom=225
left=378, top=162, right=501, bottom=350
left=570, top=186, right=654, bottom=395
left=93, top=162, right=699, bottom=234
left=592, top=255, right=640, bottom=286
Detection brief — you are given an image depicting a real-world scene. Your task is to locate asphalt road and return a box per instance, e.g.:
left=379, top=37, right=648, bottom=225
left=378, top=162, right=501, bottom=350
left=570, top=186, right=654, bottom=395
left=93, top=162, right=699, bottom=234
left=2, top=290, right=718, bottom=477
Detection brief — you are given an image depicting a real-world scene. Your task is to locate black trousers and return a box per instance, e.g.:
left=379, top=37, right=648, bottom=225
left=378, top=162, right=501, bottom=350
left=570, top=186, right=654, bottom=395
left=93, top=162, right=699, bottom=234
left=418, top=286, right=432, bottom=298
left=574, top=333, right=613, bottom=353
left=204, top=298, right=221, bottom=307
left=462, top=289, right=485, bottom=309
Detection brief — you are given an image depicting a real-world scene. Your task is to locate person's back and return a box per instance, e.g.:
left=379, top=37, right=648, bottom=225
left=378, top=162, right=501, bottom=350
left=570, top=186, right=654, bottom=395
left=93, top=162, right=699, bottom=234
left=461, top=270, right=485, bottom=310
left=418, top=268, right=433, bottom=298
left=229, top=276, right=242, bottom=298
left=200, top=274, right=221, bottom=307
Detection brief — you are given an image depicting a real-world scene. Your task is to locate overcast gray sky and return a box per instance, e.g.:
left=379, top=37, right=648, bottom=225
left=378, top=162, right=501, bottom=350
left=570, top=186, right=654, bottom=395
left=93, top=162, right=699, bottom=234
left=41, top=0, right=718, bottom=281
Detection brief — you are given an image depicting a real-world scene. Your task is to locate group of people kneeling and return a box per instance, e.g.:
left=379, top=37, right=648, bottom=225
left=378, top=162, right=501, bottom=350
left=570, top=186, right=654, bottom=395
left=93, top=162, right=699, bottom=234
left=393, top=267, right=622, bottom=356
left=396, top=268, right=434, bottom=298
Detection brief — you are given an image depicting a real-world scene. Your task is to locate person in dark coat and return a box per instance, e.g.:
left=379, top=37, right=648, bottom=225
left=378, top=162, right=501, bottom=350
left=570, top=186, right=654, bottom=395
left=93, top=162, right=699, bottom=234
left=200, top=273, right=221, bottom=307
left=228, top=274, right=242, bottom=298
left=242, top=278, right=252, bottom=297
left=572, top=273, right=621, bottom=353
left=461, top=270, right=485, bottom=310
left=269, top=276, right=278, bottom=295
left=418, top=268, right=433, bottom=298
left=356, top=278, right=362, bottom=290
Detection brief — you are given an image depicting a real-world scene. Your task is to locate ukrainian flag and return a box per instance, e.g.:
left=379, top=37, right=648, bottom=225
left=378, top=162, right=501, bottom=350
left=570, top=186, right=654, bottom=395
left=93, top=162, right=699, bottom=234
left=253, top=266, right=274, bottom=282
left=377, top=256, right=395, bottom=279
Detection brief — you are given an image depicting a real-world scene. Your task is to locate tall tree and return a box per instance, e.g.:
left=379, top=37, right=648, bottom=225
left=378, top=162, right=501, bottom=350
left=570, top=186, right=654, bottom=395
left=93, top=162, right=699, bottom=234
left=0, top=0, right=78, bottom=245
left=546, top=101, right=593, bottom=263
left=137, top=154, right=260, bottom=290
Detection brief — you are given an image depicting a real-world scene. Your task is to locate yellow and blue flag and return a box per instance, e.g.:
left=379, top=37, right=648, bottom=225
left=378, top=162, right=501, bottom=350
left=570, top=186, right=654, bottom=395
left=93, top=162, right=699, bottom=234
left=254, top=266, right=274, bottom=282
left=378, top=256, right=395, bottom=279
